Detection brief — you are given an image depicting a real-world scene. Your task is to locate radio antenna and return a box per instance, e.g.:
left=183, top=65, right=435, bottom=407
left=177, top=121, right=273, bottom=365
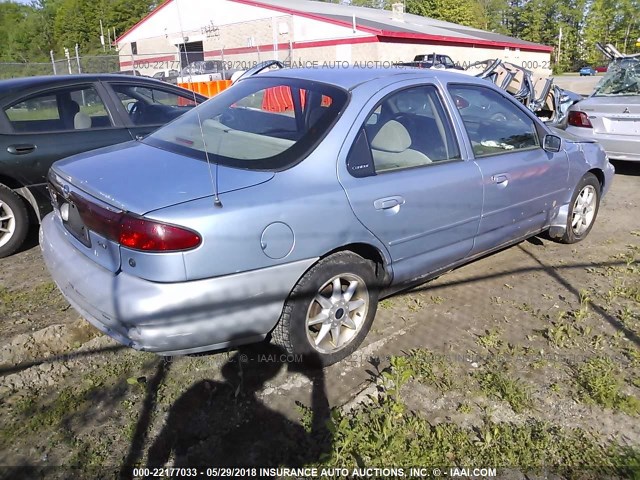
left=174, top=0, right=222, bottom=207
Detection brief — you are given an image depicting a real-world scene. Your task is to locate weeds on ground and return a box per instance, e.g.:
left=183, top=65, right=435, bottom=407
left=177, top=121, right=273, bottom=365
left=398, top=349, right=455, bottom=392
left=379, top=299, right=393, bottom=309
left=476, top=329, right=503, bottom=350
left=573, top=356, right=640, bottom=416
left=475, top=363, right=531, bottom=414
left=0, top=282, right=58, bottom=316
left=318, top=355, right=635, bottom=475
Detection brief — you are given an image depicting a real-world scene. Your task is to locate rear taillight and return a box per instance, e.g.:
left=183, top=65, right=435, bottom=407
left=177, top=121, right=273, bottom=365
left=119, top=215, right=201, bottom=251
left=73, top=195, right=201, bottom=252
left=568, top=111, right=593, bottom=128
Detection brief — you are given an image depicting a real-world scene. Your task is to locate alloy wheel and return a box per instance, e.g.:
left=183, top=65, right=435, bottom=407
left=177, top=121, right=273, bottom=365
left=0, top=201, right=16, bottom=248
left=571, top=185, right=597, bottom=236
left=305, top=273, right=369, bottom=354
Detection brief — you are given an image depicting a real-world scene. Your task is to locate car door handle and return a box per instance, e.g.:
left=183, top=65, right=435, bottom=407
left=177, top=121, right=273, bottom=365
left=492, top=174, right=509, bottom=184
left=7, top=144, right=36, bottom=155
left=374, top=196, right=405, bottom=210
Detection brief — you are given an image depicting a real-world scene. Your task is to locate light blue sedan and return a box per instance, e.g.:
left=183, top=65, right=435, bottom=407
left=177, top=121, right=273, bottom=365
left=40, top=67, right=614, bottom=366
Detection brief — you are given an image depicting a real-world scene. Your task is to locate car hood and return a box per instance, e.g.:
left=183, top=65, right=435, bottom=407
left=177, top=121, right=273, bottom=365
left=51, top=141, right=274, bottom=214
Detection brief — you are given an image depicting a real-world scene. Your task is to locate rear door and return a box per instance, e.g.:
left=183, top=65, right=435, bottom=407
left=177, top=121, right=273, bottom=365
left=447, top=84, right=569, bottom=254
left=0, top=83, right=133, bottom=202
left=338, top=82, right=483, bottom=286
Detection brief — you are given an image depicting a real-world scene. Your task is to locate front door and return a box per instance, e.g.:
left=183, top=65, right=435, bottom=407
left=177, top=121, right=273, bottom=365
left=447, top=84, right=569, bottom=254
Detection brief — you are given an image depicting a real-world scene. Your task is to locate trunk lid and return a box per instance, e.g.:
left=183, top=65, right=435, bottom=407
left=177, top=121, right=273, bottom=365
left=51, top=140, right=274, bottom=214
left=577, top=96, right=640, bottom=136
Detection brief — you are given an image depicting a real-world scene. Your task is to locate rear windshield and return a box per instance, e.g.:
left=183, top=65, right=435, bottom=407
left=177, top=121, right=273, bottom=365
left=593, top=58, right=640, bottom=96
left=145, top=77, right=349, bottom=170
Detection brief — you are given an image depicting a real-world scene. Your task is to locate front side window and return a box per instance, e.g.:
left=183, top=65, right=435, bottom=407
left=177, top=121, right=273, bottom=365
left=449, top=85, right=540, bottom=157
left=348, top=85, right=461, bottom=175
left=146, top=77, right=348, bottom=170
left=4, top=86, right=112, bottom=133
left=112, top=84, right=198, bottom=126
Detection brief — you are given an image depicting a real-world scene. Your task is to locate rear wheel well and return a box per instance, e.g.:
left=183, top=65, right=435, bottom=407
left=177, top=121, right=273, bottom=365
left=0, top=175, right=38, bottom=223
left=322, top=243, right=389, bottom=290
left=0, top=174, right=23, bottom=190
left=588, top=168, right=605, bottom=192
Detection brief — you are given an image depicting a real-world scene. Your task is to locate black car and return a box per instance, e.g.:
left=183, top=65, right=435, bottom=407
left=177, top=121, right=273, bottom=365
left=152, top=69, right=180, bottom=85
left=0, top=74, right=207, bottom=257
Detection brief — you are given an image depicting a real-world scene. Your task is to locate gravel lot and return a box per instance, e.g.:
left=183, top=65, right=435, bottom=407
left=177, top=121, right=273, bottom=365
left=0, top=161, right=638, bottom=476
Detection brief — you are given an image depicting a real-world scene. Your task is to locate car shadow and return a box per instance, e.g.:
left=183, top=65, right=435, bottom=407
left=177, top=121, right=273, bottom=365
left=13, top=223, right=40, bottom=255
left=119, top=340, right=331, bottom=478
left=611, top=160, right=640, bottom=177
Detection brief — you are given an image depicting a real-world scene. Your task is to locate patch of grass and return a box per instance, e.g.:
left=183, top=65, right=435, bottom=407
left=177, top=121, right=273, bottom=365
left=475, top=364, right=532, bottom=414
left=617, top=283, right=640, bottom=303
left=0, top=282, right=59, bottom=316
left=543, top=309, right=595, bottom=349
left=407, top=297, right=423, bottom=312
left=623, top=347, right=640, bottom=367
left=544, top=321, right=576, bottom=348
left=570, top=290, right=591, bottom=321
left=574, top=356, right=640, bottom=416
left=457, top=402, right=472, bottom=414
left=0, top=353, right=152, bottom=446
left=430, top=295, right=444, bottom=305
left=319, top=359, right=632, bottom=473
left=476, top=329, right=503, bottom=350
left=379, top=299, right=393, bottom=309
left=400, top=349, right=455, bottom=392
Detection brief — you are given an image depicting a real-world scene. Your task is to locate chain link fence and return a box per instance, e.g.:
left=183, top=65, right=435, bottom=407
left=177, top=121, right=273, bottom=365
left=0, top=43, right=300, bottom=80
left=1, top=54, right=120, bottom=80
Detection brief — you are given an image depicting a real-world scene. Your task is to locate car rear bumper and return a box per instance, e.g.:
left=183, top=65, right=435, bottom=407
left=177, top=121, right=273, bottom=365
left=40, top=213, right=316, bottom=355
left=566, top=127, right=640, bottom=162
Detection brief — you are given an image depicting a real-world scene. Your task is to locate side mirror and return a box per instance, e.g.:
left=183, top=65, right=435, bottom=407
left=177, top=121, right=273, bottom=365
left=543, top=134, right=562, bottom=153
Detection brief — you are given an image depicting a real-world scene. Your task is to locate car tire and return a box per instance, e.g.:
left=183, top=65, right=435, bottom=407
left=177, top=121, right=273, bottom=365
left=272, top=251, right=379, bottom=367
left=559, top=173, right=600, bottom=244
left=0, top=184, right=29, bottom=258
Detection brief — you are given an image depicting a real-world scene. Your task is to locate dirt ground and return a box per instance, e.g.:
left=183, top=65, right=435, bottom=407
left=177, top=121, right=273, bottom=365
left=0, top=161, right=638, bottom=478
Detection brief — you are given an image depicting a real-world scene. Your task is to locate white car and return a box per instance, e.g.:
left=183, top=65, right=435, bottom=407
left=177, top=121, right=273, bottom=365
left=563, top=45, right=640, bottom=162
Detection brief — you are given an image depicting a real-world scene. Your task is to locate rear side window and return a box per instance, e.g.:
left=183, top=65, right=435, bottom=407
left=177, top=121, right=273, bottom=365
left=4, top=86, right=112, bottom=133
left=146, top=77, right=348, bottom=170
left=347, top=85, right=461, bottom=176
left=448, top=85, right=540, bottom=158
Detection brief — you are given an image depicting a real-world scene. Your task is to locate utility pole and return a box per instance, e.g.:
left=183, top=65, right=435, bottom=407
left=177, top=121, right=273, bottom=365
left=556, top=26, right=563, bottom=65
left=75, top=44, right=82, bottom=73
left=100, top=20, right=106, bottom=52
left=64, top=47, right=72, bottom=74
left=50, top=50, right=57, bottom=75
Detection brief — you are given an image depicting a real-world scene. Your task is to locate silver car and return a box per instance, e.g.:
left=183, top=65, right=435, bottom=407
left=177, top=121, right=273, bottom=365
left=40, top=67, right=614, bottom=366
left=564, top=54, right=640, bottom=162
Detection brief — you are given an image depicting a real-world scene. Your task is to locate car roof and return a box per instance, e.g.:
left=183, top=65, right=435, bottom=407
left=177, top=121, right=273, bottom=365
left=0, top=74, right=190, bottom=101
left=255, top=67, right=482, bottom=90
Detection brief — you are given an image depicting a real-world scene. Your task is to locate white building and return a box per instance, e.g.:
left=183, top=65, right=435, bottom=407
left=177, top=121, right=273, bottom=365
left=116, top=0, right=553, bottom=76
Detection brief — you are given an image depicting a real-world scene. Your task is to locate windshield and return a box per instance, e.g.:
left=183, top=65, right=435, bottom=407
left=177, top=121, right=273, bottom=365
left=145, top=77, right=348, bottom=170
left=593, top=58, right=640, bottom=96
